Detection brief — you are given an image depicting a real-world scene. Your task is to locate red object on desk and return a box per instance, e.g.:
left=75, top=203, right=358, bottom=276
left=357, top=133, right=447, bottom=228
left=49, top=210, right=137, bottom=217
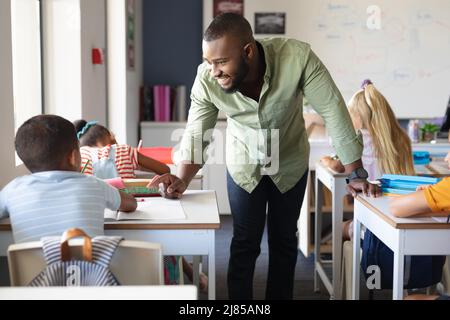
left=138, top=147, right=173, bottom=164
left=104, top=177, right=126, bottom=189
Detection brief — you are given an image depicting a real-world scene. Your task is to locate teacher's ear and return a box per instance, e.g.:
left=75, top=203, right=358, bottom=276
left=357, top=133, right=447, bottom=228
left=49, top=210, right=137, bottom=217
left=243, top=42, right=256, bottom=61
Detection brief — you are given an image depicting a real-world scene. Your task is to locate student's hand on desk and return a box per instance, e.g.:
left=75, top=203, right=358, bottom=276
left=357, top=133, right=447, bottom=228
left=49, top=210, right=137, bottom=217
left=416, top=185, right=430, bottom=191
left=147, top=173, right=187, bottom=199
left=346, top=179, right=382, bottom=198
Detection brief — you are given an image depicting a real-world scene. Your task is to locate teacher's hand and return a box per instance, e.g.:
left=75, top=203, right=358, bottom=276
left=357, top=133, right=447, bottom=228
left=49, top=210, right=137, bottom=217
left=147, top=173, right=187, bottom=199
left=346, top=179, right=382, bottom=198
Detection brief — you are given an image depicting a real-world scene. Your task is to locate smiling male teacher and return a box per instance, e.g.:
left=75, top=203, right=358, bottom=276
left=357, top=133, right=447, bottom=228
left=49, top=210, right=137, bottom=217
left=150, top=13, right=380, bottom=300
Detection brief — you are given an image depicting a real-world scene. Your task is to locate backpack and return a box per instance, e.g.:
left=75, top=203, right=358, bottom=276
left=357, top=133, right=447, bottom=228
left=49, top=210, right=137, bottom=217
left=90, top=144, right=119, bottom=179
left=29, top=228, right=123, bottom=287
left=361, top=230, right=445, bottom=289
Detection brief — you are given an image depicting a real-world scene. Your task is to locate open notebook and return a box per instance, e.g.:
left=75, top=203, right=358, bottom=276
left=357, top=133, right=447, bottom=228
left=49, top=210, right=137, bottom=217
left=105, top=198, right=185, bottom=221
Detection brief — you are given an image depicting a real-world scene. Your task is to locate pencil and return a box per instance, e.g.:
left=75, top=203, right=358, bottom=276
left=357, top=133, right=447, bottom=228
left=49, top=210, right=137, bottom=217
left=81, top=160, right=90, bottom=173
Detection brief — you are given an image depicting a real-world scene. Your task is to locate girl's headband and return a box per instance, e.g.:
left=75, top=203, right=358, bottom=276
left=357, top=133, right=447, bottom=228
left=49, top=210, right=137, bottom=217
left=77, top=121, right=98, bottom=140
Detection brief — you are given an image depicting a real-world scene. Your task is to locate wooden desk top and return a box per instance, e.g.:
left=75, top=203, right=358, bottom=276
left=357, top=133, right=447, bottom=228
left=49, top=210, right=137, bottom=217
left=356, top=195, right=450, bottom=229
left=0, top=190, right=220, bottom=232
left=412, top=139, right=450, bottom=147
left=415, top=158, right=450, bottom=177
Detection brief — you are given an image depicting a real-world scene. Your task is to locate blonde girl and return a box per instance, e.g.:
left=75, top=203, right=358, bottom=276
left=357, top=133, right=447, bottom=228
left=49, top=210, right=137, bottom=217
left=321, top=79, right=415, bottom=239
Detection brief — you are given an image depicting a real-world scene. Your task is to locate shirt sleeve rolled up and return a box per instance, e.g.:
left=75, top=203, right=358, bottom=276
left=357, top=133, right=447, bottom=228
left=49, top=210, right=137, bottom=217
left=178, top=71, right=219, bottom=166
left=300, top=48, right=363, bottom=165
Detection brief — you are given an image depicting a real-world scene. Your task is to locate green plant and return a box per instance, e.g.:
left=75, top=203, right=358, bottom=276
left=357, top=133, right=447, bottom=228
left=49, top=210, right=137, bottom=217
left=419, top=123, right=440, bottom=133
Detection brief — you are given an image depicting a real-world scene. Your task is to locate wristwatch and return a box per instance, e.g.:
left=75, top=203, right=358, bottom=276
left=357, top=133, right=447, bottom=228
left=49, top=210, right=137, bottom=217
left=346, top=167, right=369, bottom=184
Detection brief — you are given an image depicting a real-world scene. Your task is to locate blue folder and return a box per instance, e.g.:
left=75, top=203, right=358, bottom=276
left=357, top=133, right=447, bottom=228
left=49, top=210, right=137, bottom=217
left=379, top=174, right=441, bottom=195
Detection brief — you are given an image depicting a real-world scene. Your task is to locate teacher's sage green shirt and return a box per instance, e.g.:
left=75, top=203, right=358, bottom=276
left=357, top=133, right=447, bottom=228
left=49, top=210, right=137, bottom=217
left=179, top=38, right=362, bottom=194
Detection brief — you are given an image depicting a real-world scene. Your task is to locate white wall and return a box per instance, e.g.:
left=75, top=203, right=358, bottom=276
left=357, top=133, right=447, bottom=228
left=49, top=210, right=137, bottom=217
left=43, top=0, right=107, bottom=123
left=80, top=0, right=107, bottom=124
left=107, top=0, right=142, bottom=146
left=126, top=0, right=142, bottom=146
left=203, top=0, right=450, bottom=118
left=107, top=0, right=127, bottom=142
left=1, top=0, right=139, bottom=187
left=0, top=1, right=29, bottom=188
left=42, top=0, right=82, bottom=121
left=203, top=0, right=301, bottom=35
left=11, top=0, right=42, bottom=142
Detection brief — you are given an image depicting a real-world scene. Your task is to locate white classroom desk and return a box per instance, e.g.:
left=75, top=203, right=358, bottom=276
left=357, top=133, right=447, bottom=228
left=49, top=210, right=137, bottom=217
left=415, top=157, right=450, bottom=176
left=313, top=157, right=450, bottom=300
left=0, top=285, right=198, bottom=300
left=412, top=139, right=450, bottom=157
left=352, top=195, right=450, bottom=300
left=313, top=161, right=347, bottom=300
left=0, top=190, right=220, bottom=300
left=297, top=121, right=335, bottom=257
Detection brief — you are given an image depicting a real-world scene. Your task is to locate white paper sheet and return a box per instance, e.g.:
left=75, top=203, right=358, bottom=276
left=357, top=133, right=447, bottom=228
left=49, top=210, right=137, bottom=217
left=116, top=198, right=185, bottom=220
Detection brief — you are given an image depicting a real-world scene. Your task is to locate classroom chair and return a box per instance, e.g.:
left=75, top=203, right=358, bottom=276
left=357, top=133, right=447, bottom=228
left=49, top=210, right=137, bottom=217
left=7, top=238, right=164, bottom=286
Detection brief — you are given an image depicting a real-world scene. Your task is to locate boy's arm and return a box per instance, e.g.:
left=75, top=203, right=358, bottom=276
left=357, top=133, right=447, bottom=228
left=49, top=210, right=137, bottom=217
left=0, top=210, right=6, bottom=219
left=0, top=191, right=7, bottom=219
left=100, top=178, right=137, bottom=213
left=137, top=152, right=171, bottom=175
left=118, top=191, right=137, bottom=212
left=389, top=190, right=431, bottom=217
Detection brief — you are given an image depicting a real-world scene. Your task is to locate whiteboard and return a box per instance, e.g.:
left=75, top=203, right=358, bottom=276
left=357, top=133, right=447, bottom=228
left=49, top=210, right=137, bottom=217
left=203, top=0, right=450, bottom=118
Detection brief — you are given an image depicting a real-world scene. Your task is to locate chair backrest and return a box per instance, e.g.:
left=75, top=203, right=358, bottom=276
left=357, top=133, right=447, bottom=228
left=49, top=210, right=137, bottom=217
left=7, top=239, right=163, bottom=286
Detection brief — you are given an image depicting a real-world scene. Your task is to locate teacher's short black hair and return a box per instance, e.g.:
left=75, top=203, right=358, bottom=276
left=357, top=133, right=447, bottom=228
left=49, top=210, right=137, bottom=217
left=15, top=115, right=79, bottom=173
left=204, top=12, right=253, bottom=45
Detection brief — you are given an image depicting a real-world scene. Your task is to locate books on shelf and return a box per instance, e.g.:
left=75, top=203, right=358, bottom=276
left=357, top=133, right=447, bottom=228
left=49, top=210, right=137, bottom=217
left=105, top=197, right=186, bottom=221
left=140, top=85, right=187, bottom=122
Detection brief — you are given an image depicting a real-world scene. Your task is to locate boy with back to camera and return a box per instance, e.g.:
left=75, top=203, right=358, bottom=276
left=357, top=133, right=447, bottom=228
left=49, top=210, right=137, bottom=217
left=0, top=115, right=136, bottom=243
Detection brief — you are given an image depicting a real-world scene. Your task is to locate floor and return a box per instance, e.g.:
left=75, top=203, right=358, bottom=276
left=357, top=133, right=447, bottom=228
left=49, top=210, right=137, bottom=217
left=200, top=215, right=329, bottom=300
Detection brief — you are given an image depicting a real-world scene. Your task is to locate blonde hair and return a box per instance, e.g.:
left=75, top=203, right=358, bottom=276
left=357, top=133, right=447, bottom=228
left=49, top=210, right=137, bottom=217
left=348, top=84, right=415, bottom=175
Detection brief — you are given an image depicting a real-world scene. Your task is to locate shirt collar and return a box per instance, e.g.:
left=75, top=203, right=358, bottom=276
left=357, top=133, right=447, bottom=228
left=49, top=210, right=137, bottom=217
left=256, top=40, right=271, bottom=82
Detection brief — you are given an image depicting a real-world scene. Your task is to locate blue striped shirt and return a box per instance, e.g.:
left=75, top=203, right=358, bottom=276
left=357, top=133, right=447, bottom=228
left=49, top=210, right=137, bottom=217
left=0, top=171, right=121, bottom=243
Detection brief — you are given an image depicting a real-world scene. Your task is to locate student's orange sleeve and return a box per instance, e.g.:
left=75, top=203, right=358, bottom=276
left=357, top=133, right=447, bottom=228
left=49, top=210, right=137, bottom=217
left=424, top=177, right=450, bottom=212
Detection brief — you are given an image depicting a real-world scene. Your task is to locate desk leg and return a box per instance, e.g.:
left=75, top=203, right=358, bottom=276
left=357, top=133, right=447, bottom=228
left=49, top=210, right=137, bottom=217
left=352, top=218, right=361, bottom=300
left=393, top=231, right=404, bottom=300
left=193, top=256, right=200, bottom=295
left=208, top=230, right=216, bottom=300
left=331, top=188, right=344, bottom=300
left=314, top=177, right=324, bottom=292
